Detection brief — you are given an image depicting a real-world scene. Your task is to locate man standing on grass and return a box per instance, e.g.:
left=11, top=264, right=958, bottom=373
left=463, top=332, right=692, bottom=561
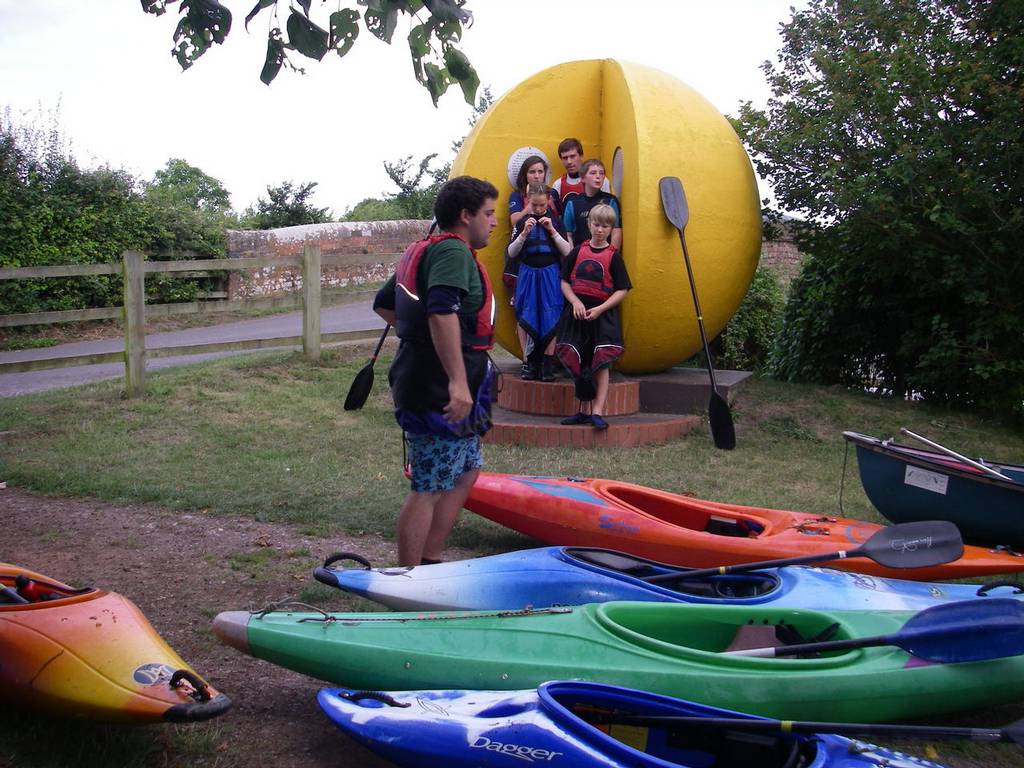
left=373, top=176, right=499, bottom=566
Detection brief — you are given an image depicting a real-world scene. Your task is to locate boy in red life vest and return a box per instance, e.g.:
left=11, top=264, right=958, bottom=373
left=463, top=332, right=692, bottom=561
left=562, top=159, right=622, bottom=252
left=373, top=176, right=499, bottom=566
left=551, top=138, right=609, bottom=208
left=555, top=203, right=631, bottom=431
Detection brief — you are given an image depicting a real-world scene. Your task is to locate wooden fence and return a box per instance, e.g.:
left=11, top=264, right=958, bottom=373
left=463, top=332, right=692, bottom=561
left=0, top=247, right=393, bottom=396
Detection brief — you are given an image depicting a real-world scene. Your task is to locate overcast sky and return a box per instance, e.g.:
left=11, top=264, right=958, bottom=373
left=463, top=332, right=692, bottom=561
left=0, top=1, right=805, bottom=214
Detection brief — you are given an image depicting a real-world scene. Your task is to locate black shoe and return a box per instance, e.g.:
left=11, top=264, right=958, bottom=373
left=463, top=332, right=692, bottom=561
left=521, top=362, right=537, bottom=380
left=540, top=356, right=556, bottom=382
left=591, top=414, right=609, bottom=431
left=561, top=412, right=591, bottom=426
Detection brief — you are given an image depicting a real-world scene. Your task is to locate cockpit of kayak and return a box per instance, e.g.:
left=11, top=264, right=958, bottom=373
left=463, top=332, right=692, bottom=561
left=564, top=547, right=782, bottom=600
left=541, top=681, right=818, bottom=768
left=601, top=484, right=769, bottom=537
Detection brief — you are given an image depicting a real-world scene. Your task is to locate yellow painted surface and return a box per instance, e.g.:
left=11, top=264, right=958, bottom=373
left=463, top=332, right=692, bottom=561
left=452, top=59, right=761, bottom=373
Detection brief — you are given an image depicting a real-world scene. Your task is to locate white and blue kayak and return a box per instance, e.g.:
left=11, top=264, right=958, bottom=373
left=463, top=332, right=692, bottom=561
left=318, top=680, right=947, bottom=768
left=313, top=546, right=1024, bottom=612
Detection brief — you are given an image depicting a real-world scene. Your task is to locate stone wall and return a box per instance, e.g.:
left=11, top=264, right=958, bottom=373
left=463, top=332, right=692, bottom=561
left=225, top=219, right=432, bottom=298
left=226, top=219, right=806, bottom=297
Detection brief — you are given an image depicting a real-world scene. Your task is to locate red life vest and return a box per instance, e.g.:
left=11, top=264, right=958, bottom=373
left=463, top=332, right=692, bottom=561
left=395, top=232, right=495, bottom=351
left=569, top=243, right=617, bottom=300
left=555, top=173, right=585, bottom=204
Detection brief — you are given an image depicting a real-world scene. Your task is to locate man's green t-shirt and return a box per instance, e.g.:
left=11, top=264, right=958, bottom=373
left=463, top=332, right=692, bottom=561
left=424, top=238, right=483, bottom=313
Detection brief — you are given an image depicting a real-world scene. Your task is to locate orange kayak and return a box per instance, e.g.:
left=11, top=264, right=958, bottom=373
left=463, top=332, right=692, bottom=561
left=0, top=563, right=230, bottom=722
left=464, top=473, right=1024, bottom=580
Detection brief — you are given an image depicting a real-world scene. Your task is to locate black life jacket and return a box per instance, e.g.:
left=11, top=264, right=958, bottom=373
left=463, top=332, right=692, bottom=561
left=569, top=243, right=617, bottom=300
left=389, top=233, right=495, bottom=417
left=394, top=233, right=495, bottom=351
left=511, top=215, right=561, bottom=267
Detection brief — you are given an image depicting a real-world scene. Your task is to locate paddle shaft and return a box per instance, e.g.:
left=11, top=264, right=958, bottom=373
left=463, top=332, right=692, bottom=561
left=368, top=324, right=391, bottom=362
left=668, top=207, right=719, bottom=396
left=642, top=519, right=962, bottom=585
left=644, top=548, right=863, bottom=584
left=659, top=176, right=734, bottom=450
left=900, top=428, right=1012, bottom=481
left=594, top=714, right=1019, bottom=744
left=727, top=597, right=1024, bottom=661
left=728, top=632, right=892, bottom=658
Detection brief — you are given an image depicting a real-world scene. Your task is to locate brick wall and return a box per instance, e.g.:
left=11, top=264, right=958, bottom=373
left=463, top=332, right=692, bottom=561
left=225, top=219, right=432, bottom=298
left=226, top=219, right=806, bottom=297
left=760, top=238, right=804, bottom=285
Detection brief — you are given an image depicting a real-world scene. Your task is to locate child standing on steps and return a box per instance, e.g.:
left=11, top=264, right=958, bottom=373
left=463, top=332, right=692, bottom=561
left=555, top=203, right=631, bottom=430
left=507, top=183, right=571, bottom=381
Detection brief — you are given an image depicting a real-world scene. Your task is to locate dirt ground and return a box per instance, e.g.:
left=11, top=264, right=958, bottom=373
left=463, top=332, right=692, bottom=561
left=1, top=486, right=482, bottom=768
left=4, top=487, right=1022, bottom=768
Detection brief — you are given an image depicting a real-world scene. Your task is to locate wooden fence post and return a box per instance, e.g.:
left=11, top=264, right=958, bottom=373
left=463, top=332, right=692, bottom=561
left=122, top=250, right=147, bottom=397
left=302, top=243, right=322, bottom=362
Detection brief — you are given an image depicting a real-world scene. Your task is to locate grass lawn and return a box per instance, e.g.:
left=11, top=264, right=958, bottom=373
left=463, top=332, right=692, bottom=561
left=2, top=344, right=1021, bottom=548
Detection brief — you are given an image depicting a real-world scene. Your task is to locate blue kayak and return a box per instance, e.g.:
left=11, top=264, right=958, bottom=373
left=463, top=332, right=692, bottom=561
left=318, top=680, right=945, bottom=768
left=313, top=546, right=1024, bottom=612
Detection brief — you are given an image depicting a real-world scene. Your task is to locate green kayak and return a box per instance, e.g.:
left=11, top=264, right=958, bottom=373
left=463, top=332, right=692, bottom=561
left=213, top=602, right=1024, bottom=722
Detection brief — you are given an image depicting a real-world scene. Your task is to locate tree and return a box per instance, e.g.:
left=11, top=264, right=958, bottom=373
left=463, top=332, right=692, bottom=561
left=139, top=0, right=479, bottom=105
left=734, top=0, right=1024, bottom=419
left=240, top=180, right=333, bottom=229
left=150, top=158, right=231, bottom=211
left=144, top=158, right=235, bottom=258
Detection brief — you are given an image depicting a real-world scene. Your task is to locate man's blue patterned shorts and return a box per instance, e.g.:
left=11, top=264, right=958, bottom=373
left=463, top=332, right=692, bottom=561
left=407, top=433, right=483, bottom=493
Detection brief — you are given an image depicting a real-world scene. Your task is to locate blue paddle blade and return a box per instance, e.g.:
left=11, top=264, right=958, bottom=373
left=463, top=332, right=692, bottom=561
left=899, top=598, right=1024, bottom=663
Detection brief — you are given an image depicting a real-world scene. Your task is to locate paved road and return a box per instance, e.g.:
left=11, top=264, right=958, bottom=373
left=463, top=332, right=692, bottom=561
left=0, top=302, right=385, bottom=397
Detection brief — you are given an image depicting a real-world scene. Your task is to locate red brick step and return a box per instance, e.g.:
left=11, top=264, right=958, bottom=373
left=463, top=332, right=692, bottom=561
left=484, top=405, right=699, bottom=448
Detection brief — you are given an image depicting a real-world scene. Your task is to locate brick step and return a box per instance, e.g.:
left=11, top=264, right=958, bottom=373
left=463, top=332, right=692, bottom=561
left=484, top=405, right=700, bottom=448
left=496, top=363, right=639, bottom=417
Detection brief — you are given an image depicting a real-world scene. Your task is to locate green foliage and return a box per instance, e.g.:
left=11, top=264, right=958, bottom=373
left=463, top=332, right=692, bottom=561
left=734, top=0, right=1024, bottom=421
left=0, top=110, right=236, bottom=315
left=141, top=0, right=480, bottom=105
left=239, top=180, right=333, bottom=229
left=143, top=158, right=234, bottom=259
left=717, top=265, right=785, bottom=373
left=342, top=196, right=411, bottom=222
left=342, top=153, right=446, bottom=221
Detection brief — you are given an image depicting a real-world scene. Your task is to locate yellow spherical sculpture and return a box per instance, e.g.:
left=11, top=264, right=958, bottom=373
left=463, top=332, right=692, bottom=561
left=451, top=59, right=761, bottom=373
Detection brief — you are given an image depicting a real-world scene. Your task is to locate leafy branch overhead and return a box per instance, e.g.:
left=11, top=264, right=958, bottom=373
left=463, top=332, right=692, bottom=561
left=139, top=0, right=480, bottom=105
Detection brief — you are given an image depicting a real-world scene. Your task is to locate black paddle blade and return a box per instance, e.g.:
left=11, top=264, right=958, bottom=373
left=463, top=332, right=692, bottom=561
left=659, top=177, right=689, bottom=230
left=860, top=520, right=963, bottom=569
left=1005, top=718, right=1024, bottom=745
left=344, top=325, right=391, bottom=411
left=708, top=390, right=736, bottom=450
left=343, top=363, right=375, bottom=411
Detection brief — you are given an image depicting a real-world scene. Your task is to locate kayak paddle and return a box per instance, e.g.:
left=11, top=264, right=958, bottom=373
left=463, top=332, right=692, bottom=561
left=593, top=712, right=1024, bottom=746
left=727, top=597, right=1024, bottom=662
left=343, top=324, right=390, bottom=411
left=659, top=175, right=735, bottom=450
left=0, top=584, right=28, bottom=604
left=900, top=427, right=1014, bottom=481
left=642, top=520, right=964, bottom=584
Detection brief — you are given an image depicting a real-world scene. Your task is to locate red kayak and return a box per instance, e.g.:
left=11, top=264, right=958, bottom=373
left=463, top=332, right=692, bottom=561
left=464, top=472, right=1024, bottom=580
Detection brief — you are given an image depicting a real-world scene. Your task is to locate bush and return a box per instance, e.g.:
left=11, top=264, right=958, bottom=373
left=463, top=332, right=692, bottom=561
left=0, top=111, right=234, bottom=316
left=716, top=265, right=785, bottom=373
